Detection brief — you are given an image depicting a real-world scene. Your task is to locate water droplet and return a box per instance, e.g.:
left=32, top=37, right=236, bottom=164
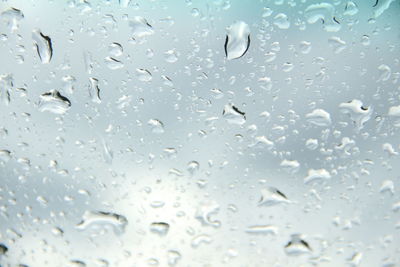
left=373, top=0, right=396, bottom=18
left=0, top=74, right=12, bottom=105
left=0, top=149, right=11, bottom=162
left=187, top=161, right=200, bottom=175
left=136, top=68, right=152, bottom=82
left=299, top=41, right=312, bottom=54
left=273, top=13, right=290, bottom=29
left=306, top=109, right=331, bottom=127
left=69, top=260, right=86, bottom=267
left=32, top=29, right=53, bottom=63
left=108, top=42, right=123, bottom=57
left=129, top=16, right=154, bottom=38
left=88, top=78, right=101, bottom=103
left=344, top=1, right=358, bottom=16
left=148, top=119, right=165, bottom=133
left=284, top=234, right=312, bottom=256
left=164, top=49, right=179, bottom=63
left=38, top=90, right=71, bottom=114
left=1, top=8, right=24, bottom=32
left=167, top=250, right=181, bottom=266
left=76, top=211, right=128, bottom=234
left=224, top=21, right=250, bottom=60
left=304, top=168, right=331, bottom=184
left=250, top=136, right=274, bottom=150
left=304, top=3, right=341, bottom=32
left=339, top=100, right=372, bottom=131
left=61, top=75, right=76, bottom=94
left=280, top=159, right=300, bottom=173
left=245, top=225, right=278, bottom=235
left=150, top=222, right=169, bottom=236
left=258, top=187, right=289, bottom=206
left=191, top=234, right=212, bottom=248
left=104, top=57, right=124, bottom=70
left=195, top=201, right=221, bottom=228
left=380, top=180, right=394, bottom=195
left=223, top=104, right=246, bottom=125
left=377, top=64, right=391, bottom=82
left=328, top=36, right=346, bottom=54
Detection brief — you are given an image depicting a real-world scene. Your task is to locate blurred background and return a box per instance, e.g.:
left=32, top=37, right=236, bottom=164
left=0, top=0, right=399, bottom=266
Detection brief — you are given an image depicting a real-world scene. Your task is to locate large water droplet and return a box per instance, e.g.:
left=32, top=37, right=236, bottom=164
left=223, top=104, right=246, bottom=125
left=32, top=29, right=53, bottom=63
left=224, top=21, right=250, bottom=60
left=339, top=99, right=372, bottom=131
left=38, top=90, right=71, bottom=114
left=76, top=211, right=128, bottom=234
left=304, top=3, right=341, bottom=32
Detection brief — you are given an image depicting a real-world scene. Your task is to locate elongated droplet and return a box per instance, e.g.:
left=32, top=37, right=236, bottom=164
left=38, top=89, right=71, bottom=114
left=0, top=74, right=12, bottom=105
left=76, top=211, right=128, bottom=234
left=306, top=109, right=331, bottom=126
left=88, top=77, right=101, bottom=103
left=245, top=225, right=278, bottom=235
left=224, top=21, right=250, bottom=60
left=32, top=29, right=53, bottom=63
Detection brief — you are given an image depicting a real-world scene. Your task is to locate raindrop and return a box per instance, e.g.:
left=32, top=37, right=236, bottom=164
left=284, top=234, right=312, bottom=256
left=108, top=42, right=123, bottom=57
left=245, top=225, right=278, bottom=235
left=258, top=187, right=289, bottom=206
left=195, top=201, right=221, bottom=228
left=273, top=13, right=290, bottom=29
left=136, top=68, right=152, bottom=82
left=76, top=211, right=128, bottom=234
left=1, top=8, right=24, bottom=32
left=191, top=234, right=212, bottom=248
left=224, top=21, right=250, bottom=60
left=339, top=100, right=372, bottom=131
left=328, top=36, right=346, bottom=54
left=0, top=74, right=12, bottom=105
left=344, top=1, right=358, bottom=16
left=38, top=90, right=71, bottom=114
left=164, top=49, right=179, bottom=63
left=129, top=16, right=154, bottom=38
left=150, top=222, right=170, bottom=236
left=306, top=109, right=332, bottom=127
left=88, top=77, right=101, bottom=103
left=32, top=29, right=53, bottom=63
left=104, top=57, right=124, bottom=70
left=304, top=168, right=331, bottom=184
left=148, top=119, right=165, bottom=133
left=222, top=104, right=246, bottom=125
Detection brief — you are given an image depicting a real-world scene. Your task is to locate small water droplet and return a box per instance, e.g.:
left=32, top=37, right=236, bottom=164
left=108, top=42, right=123, bottom=57
left=104, top=57, right=124, bottom=70
left=273, top=13, right=290, bottom=29
left=284, top=234, right=312, bottom=256
left=150, top=222, right=169, bottom=236
left=306, top=109, right=331, bottom=127
left=223, top=104, right=246, bottom=125
left=88, top=77, right=101, bottom=103
left=136, top=68, right=152, bottom=82
left=258, top=187, right=289, bottom=206
left=304, top=168, right=331, bottom=184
